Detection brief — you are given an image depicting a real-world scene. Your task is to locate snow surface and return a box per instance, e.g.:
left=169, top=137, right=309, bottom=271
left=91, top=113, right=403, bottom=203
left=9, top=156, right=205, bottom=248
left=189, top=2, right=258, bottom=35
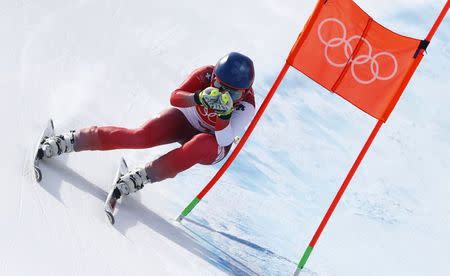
left=2, top=0, right=450, bottom=275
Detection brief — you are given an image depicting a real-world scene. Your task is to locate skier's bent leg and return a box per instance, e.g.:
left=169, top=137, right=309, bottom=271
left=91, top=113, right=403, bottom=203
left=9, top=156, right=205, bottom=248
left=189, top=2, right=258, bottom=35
left=144, top=133, right=230, bottom=183
left=73, top=108, right=195, bottom=151
left=114, top=133, right=230, bottom=197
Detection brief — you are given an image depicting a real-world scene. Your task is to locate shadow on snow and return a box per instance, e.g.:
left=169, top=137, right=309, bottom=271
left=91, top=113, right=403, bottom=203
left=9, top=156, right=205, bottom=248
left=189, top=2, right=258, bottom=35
left=37, top=159, right=257, bottom=275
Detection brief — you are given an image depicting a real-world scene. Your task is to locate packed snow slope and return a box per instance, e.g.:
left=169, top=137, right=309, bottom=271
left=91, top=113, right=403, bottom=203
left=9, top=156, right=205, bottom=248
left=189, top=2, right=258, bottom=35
left=2, top=0, right=449, bottom=275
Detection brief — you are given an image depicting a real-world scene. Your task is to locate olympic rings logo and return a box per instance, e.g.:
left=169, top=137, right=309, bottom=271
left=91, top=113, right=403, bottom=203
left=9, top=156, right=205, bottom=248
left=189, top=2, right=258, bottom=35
left=197, top=106, right=217, bottom=124
left=317, top=18, right=398, bottom=85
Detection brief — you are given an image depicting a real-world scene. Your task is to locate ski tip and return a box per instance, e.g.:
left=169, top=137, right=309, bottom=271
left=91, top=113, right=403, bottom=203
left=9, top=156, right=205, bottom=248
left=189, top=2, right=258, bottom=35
left=49, top=119, right=55, bottom=131
left=106, top=211, right=115, bottom=225
left=34, top=166, right=42, bottom=182
left=120, top=157, right=128, bottom=169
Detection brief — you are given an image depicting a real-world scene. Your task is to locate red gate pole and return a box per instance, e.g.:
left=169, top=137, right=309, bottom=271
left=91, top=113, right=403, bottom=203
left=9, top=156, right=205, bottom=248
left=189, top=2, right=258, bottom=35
left=295, top=120, right=383, bottom=274
left=295, top=1, right=449, bottom=273
left=177, top=62, right=291, bottom=222
left=424, top=0, right=449, bottom=42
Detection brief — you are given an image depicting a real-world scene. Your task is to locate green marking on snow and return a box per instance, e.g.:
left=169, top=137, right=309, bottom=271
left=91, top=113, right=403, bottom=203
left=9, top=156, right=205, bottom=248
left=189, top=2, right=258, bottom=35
left=181, top=197, right=201, bottom=217
left=298, top=246, right=314, bottom=269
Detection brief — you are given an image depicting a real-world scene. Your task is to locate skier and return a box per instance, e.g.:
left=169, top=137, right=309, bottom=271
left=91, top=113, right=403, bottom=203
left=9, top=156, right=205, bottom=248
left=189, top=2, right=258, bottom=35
left=38, top=52, right=256, bottom=198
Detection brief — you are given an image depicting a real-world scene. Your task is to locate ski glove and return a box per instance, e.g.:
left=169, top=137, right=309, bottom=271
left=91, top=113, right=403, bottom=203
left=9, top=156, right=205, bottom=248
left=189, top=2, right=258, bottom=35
left=194, top=87, right=233, bottom=119
left=210, top=91, right=233, bottom=120
left=195, top=87, right=221, bottom=109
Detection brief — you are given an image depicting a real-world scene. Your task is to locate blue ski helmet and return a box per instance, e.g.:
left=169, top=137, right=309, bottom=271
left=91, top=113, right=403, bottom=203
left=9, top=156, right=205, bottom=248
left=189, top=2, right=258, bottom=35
left=213, top=52, right=255, bottom=90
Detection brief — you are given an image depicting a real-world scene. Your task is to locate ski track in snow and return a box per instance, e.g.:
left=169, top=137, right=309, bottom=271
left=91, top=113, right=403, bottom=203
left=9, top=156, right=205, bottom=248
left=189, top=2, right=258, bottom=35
left=18, top=164, right=26, bottom=222
left=62, top=205, right=83, bottom=276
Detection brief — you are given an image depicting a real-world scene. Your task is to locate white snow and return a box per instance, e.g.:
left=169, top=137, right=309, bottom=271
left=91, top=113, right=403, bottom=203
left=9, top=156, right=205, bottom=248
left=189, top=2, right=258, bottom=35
left=1, top=0, right=449, bottom=275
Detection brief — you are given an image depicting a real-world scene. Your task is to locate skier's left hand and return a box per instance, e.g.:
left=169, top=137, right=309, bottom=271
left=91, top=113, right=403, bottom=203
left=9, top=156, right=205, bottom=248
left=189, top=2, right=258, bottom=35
left=210, top=91, right=233, bottom=119
left=196, top=87, right=221, bottom=108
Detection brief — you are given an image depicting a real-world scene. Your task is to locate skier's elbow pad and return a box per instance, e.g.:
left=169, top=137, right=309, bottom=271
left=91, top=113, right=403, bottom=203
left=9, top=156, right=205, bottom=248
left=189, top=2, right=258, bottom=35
left=215, top=125, right=234, bottom=147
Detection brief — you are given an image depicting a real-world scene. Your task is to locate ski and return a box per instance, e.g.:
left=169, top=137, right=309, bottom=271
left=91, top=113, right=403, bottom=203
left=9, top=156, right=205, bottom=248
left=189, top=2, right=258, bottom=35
left=104, top=157, right=129, bottom=225
left=33, top=119, right=55, bottom=182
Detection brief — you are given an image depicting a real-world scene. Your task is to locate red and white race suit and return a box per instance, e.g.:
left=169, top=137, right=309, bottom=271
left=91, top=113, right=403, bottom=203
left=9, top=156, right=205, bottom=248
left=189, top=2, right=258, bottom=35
left=74, top=65, right=255, bottom=182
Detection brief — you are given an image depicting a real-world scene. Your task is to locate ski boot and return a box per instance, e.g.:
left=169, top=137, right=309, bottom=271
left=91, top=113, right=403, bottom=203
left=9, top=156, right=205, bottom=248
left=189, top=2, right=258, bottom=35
left=37, top=131, right=76, bottom=160
left=114, top=167, right=151, bottom=198
left=105, top=165, right=151, bottom=224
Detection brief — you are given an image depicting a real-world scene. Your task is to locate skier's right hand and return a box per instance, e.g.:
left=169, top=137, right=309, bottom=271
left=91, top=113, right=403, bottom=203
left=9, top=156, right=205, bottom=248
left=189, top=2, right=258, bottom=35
left=195, top=87, right=221, bottom=108
left=210, top=91, right=233, bottom=119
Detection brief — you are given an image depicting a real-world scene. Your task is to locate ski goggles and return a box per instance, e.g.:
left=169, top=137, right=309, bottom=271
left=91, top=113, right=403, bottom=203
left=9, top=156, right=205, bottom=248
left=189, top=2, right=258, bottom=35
left=213, top=79, right=244, bottom=101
